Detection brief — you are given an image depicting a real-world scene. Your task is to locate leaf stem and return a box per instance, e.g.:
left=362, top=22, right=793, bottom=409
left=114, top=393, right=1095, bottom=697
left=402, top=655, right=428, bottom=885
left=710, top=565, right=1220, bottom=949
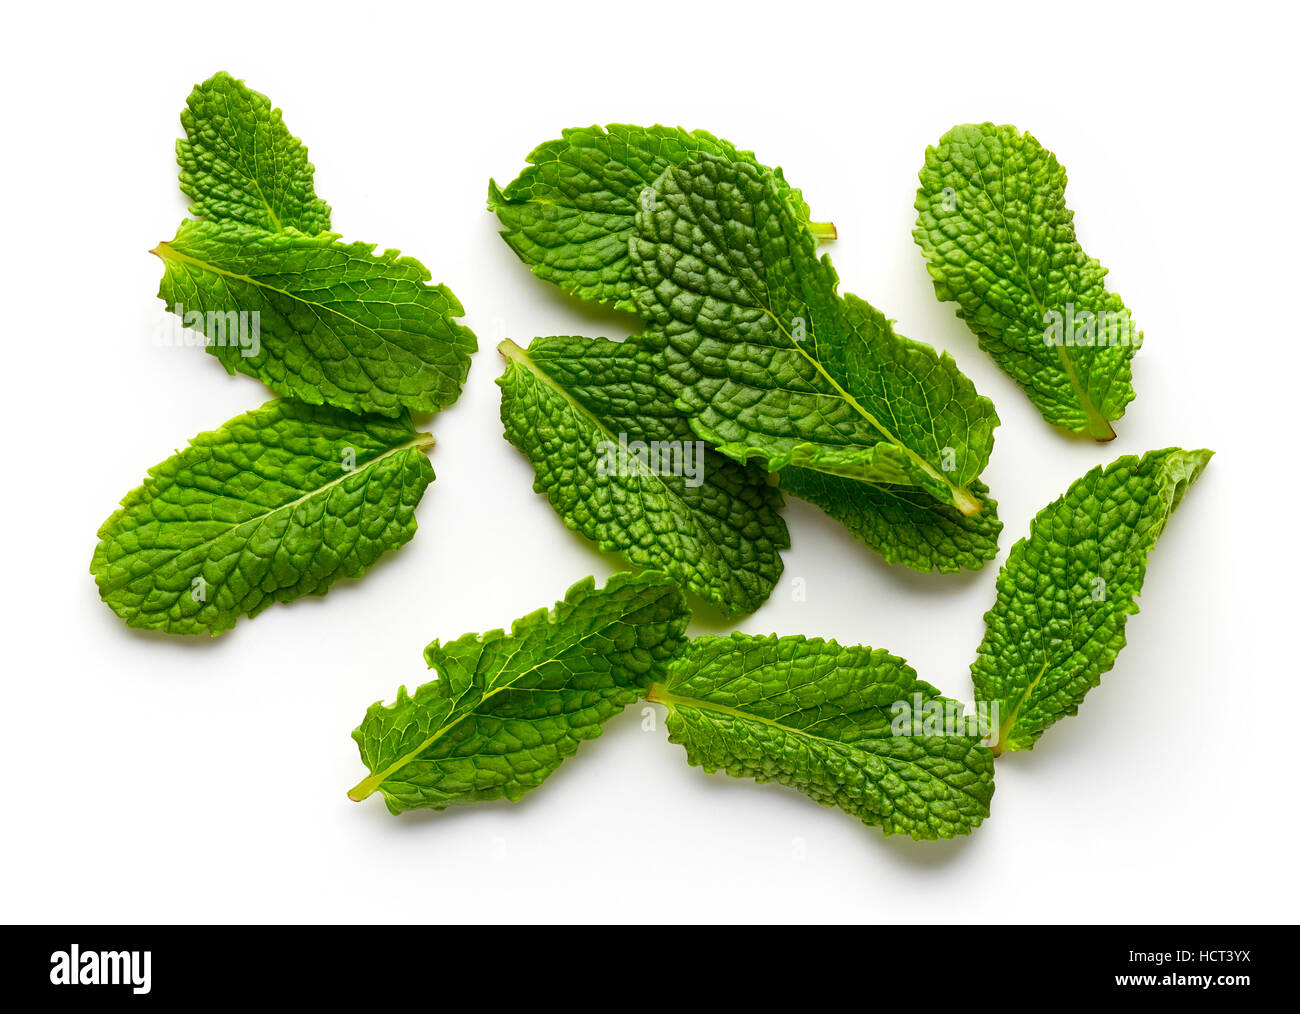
left=1085, top=414, right=1117, bottom=442
left=949, top=485, right=982, bottom=516
left=347, top=773, right=382, bottom=801
left=809, top=221, right=837, bottom=241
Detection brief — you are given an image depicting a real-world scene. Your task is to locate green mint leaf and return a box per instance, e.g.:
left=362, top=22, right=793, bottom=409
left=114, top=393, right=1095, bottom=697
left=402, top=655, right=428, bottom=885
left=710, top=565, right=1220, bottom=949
left=488, top=124, right=826, bottom=312
left=178, top=71, right=331, bottom=235
left=348, top=572, right=690, bottom=813
left=154, top=219, right=477, bottom=417
left=914, top=123, right=1140, bottom=440
left=648, top=633, right=995, bottom=840
left=497, top=334, right=789, bottom=616
left=975, top=447, right=1212, bottom=752
left=91, top=398, right=436, bottom=637
left=632, top=153, right=998, bottom=516
left=781, top=470, right=1002, bottom=573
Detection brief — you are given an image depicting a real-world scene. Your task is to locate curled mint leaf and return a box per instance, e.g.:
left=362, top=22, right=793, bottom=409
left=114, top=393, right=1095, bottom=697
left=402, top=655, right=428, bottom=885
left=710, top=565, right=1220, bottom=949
left=178, top=71, right=332, bottom=235
left=497, top=334, right=788, bottom=616
left=91, top=398, right=435, bottom=636
left=781, top=470, right=1002, bottom=574
left=914, top=123, right=1140, bottom=440
left=154, top=220, right=477, bottom=417
left=487, top=123, right=829, bottom=312
left=348, top=572, right=690, bottom=813
left=648, top=633, right=996, bottom=840
left=974, top=447, right=1212, bottom=752
left=632, top=153, right=998, bottom=516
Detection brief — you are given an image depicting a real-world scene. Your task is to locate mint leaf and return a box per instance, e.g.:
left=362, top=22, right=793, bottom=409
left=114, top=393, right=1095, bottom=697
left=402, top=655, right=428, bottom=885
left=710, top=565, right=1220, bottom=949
left=488, top=124, right=827, bottom=312
left=497, top=334, right=788, bottom=615
left=177, top=71, right=331, bottom=235
left=632, top=153, right=998, bottom=516
left=649, top=633, right=995, bottom=840
left=348, top=572, right=689, bottom=813
left=91, top=398, right=435, bottom=636
left=974, top=448, right=1212, bottom=752
left=154, top=219, right=477, bottom=417
left=914, top=123, right=1140, bottom=440
left=781, top=470, right=1002, bottom=573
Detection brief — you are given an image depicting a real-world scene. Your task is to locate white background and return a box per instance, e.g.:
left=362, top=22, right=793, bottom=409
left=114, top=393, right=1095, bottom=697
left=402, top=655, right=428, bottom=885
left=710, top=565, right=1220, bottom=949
left=3, top=0, right=1295, bottom=924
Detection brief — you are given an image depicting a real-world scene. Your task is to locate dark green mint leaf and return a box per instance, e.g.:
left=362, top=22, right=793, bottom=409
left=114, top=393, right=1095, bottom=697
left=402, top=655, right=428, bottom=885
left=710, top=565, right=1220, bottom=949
left=92, top=398, right=435, bottom=636
left=154, top=220, right=477, bottom=417
left=497, top=334, right=788, bottom=615
left=349, top=572, right=690, bottom=812
left=974, top=448, right=1212, bottom=751
left=915, top=123, right=1140, bottom=440
left=650, top=633, right=995, bottom=840
left=632, top=153, right=998, bottom=515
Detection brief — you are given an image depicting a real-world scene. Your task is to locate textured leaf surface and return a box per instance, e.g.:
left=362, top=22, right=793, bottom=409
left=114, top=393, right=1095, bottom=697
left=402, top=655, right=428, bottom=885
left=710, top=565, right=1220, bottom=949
left=782, top=470, right=1001, bottom=573
left=973, top=448, right=1211, bottom=752
left=91, top=399, right=435, bottom=636
left=177, top=71, right=331, bottom=235
left=497, top=334, right=788, bottom=615
left=155, top=219, right=477, bottom=416
left=914, top=123, right=1140, bottom=439
left=649, top=633, right=995, bottom=840
left=488, top=124, right=817, bottom=312
left=349, top=572, right=689, bottom=813
left=632, top=153, right=998, bottom=515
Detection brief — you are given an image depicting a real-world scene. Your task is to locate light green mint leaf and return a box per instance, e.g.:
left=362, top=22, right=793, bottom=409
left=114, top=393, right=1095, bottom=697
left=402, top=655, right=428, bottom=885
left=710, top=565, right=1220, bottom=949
left=781, top=470, right=1002, bottom=573
left=631, top=153, right=998, bottom=516
left=154, top=219, right=477, bottom=417
left=91, top=398, right=436, bottom=637
left=914, top=123, right=1140, bottom=440
left=348, top=572, right=690, bottom=813
left=178, top=71, right=332, bottom=235
left=974, top=447, right=1212, bottom=753
left=497, top=334, right=789, bottom=616
left=488, top=124, right=829, bottom=312
left=648, top=633, right=995, bottom=840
